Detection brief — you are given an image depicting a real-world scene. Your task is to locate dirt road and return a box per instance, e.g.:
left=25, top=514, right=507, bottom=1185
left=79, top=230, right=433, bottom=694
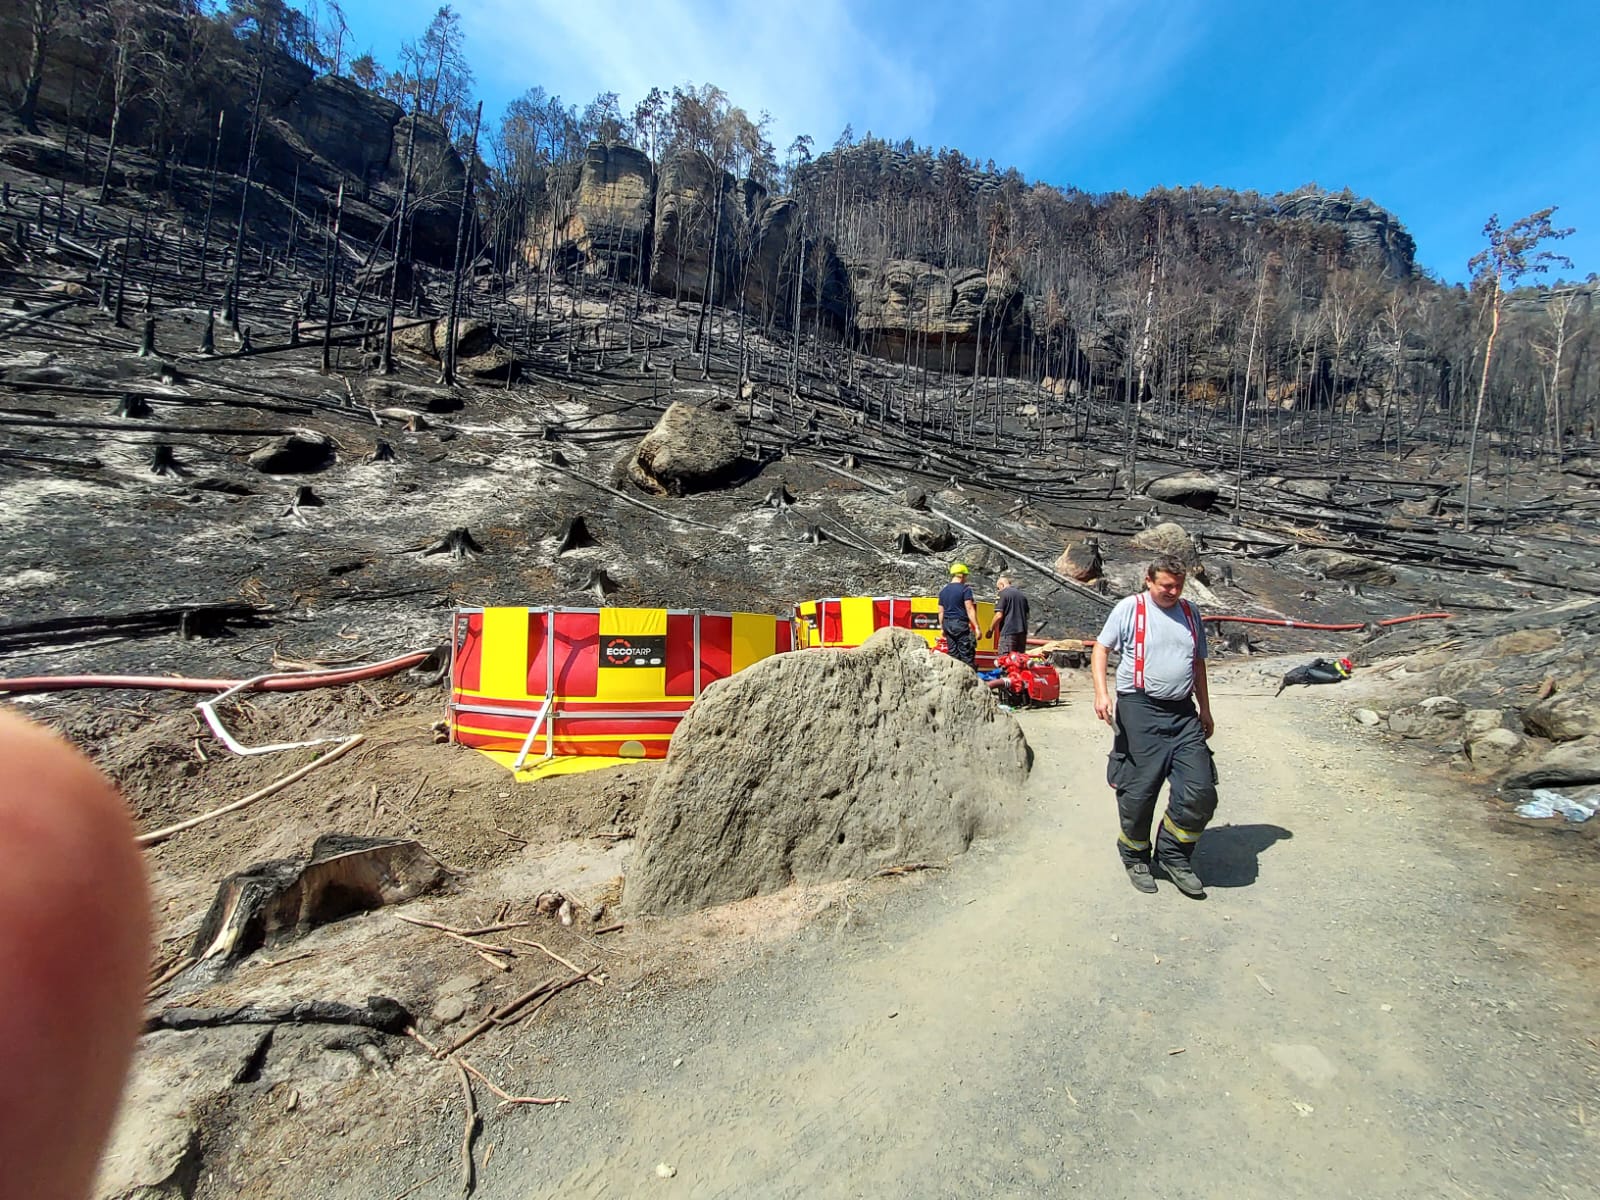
left=444, top=661, right=1595, bottom=1200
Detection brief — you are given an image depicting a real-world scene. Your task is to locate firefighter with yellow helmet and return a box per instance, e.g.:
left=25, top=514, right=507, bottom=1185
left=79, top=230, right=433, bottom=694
left=938, top=562, right=980, bottom=669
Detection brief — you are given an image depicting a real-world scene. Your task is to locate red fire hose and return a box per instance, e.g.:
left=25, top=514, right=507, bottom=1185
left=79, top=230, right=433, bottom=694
left=0, top=650, right=433, bottom=696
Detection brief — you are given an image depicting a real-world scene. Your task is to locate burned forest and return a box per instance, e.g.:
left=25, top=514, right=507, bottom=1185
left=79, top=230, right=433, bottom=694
left=2, top=4, right=1600, bottom=1199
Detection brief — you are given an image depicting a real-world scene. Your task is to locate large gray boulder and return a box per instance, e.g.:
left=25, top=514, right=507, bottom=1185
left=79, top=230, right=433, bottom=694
left=628, top=402, right=743, bottom=495
left=626, top=628, right=1030, bottom=915
left=1503, top=737, right=1600, bottom=790
left=1145, top=472, right=1222, bottom=509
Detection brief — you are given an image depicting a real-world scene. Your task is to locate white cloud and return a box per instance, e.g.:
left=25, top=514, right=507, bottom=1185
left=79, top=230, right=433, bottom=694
left=459, top=0, right=937, bottom=149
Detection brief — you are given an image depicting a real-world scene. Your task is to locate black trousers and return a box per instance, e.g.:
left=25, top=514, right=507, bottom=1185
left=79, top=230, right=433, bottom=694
left=997, top=632, right=1028, bottom=655
left=1107, top=691, right=1218, bottom=866
left=944, top=627, right=976, bottom=668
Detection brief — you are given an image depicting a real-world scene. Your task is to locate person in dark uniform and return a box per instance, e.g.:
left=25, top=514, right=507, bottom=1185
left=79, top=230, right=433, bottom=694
left=937, top=562, right=979, bottom=669
left=989, top=575, right=1030, bottom=655
left=1090, top=554, right=1218, bottom=898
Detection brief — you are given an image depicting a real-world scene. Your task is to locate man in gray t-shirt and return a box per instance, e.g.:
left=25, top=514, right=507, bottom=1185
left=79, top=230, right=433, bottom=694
left=1091, top=554, right=1218, bottom=898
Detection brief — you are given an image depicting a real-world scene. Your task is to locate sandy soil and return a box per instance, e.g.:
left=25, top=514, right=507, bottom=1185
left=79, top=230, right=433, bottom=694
left=117, top=656, right=1600, bottom=1200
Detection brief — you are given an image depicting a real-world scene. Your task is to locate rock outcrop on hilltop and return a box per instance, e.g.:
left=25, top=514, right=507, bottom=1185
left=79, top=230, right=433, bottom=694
left=1276, top=191, right=1417, bottom=280
left=539, top=143, right=656, bottom=282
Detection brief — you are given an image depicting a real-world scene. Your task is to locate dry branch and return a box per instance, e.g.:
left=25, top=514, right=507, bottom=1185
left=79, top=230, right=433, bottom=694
left=136, top=735, right=364, bottom=847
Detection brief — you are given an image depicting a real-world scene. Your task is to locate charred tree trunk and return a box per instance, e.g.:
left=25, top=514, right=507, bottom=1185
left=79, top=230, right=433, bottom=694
left=441, top=101, right=483, bottom=386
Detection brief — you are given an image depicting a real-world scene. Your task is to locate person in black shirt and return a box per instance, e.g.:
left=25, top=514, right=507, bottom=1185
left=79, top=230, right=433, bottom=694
left=989, top=575, right=1030, bottom=655
left=936, top=562, right=979, bottom=668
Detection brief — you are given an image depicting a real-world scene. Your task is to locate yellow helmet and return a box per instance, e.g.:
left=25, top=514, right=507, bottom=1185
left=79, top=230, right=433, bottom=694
left=949, top=562, right=969, bottom=577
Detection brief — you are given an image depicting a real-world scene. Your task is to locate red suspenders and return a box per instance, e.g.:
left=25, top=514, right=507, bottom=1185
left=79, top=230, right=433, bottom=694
left=1131, top=594, right=1198, bottom=691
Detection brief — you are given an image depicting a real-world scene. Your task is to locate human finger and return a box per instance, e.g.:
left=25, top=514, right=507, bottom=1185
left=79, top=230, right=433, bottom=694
left=0, top=710, right=150, bottom=1200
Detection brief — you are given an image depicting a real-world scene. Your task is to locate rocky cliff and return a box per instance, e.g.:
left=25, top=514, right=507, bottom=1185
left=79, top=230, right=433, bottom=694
left=1275, top=191, right=1417, bottom=279
left=849, top=260, right=1030, bottom=373
left=538, top=142, right=654, bottom=282
left=0, top=24, right=467, bottom=267
left=649, top=148, right=739, bottom=301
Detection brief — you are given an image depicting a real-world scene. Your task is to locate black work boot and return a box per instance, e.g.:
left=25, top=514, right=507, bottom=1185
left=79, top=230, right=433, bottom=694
left=1125, top=861, right=1158, bottom=894
left=1157, top=857, right=1206, bottom=899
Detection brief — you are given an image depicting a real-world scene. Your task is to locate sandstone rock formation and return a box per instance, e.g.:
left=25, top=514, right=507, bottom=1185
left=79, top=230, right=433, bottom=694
left=849, top=260, right=1029, bottom=373
left=626, top=628, right=1030, bottom=915
left=628, top=401, right=744, bottom=496
left=650, top=149, right=737, bottom=301
left=739, top=195, right=849, bottom=330
left=540, top=143, right=655, bottom=282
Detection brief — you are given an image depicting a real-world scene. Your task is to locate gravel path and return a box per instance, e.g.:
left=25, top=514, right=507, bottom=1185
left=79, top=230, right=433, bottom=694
left=471, top=662, right=1599, bottom=1200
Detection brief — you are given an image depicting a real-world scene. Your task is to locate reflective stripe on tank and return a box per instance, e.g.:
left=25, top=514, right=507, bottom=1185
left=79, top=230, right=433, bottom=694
left=1161, top=815, right=1202, bottom=843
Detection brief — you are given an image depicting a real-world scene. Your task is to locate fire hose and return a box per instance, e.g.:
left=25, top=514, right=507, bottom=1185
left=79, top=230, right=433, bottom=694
left=0, top=650, right=433, bottom=696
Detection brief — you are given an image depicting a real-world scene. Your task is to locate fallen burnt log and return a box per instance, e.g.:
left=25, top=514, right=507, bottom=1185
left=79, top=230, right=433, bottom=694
left=145, top=996, right=413, bottom=1035
left=0, top=602, right=272, bottom=651
left=193, top=835, right=449, bottom=966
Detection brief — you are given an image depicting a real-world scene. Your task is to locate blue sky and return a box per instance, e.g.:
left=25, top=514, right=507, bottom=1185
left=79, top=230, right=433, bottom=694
left=337, top=0, right=1599, bottom=284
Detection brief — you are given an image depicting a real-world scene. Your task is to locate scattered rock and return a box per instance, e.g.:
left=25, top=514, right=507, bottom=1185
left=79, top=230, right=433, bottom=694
left=392, top=317, right=515, bottom=379
left=247, top=430, right=334, bottom=474
left=1131, top=521, right=1204, bottom=578
left=1521, top=693, right=1599, bottom=743
left=1295, top=548, right=1396, bottom=586
left=429, top=995, right=468, bottom=1026
left=626, top=628, right=1029, bottom=915
left=1418, top=696, right=1465, bottom=719
left=1437, top=659, right=1491, bottom=692
left=1463, top=709, right=1510, bottom=736
left=1387, top=706, right=1453, bottom=740
left=96, top=1027, right=272, bottom=1200
left=893, top=520, right=956, bottom=555
left=1056, top=539, right=1103, bottom=583
left=1274, top=477, right=1335, bottom=503
left=1353, top=708, right=1382, bottom=727
left=1503, top=738, right=1600, bottom=790
left=628, top=402, right=744, bottom=496
left=1145, top=472, right=1222, bottom=509
left=1466, top=727, right=1524, bottom=773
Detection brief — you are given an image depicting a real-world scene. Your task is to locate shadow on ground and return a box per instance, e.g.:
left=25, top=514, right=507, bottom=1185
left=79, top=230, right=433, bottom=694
left=1193, top=822, right=1294, bottom=888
